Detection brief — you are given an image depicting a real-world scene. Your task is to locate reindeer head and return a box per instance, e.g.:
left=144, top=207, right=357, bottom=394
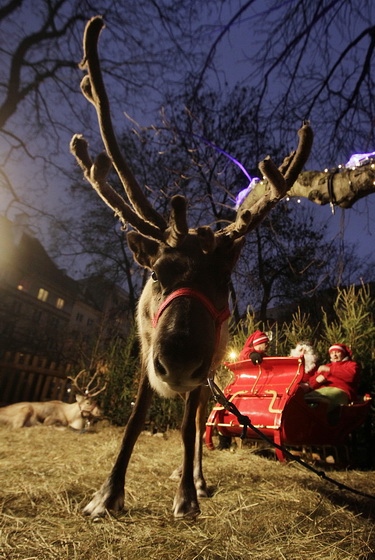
left=68, top=369, right=106, bottom=416
left=128, top=228, right=245, bottom=396
left=70, top=17, right=313, bottom=397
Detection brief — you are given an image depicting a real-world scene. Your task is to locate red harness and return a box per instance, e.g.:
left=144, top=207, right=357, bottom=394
left=152, top=288, right=230, bottom=352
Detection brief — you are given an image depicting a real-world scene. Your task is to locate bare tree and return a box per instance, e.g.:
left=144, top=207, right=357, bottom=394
left=57, top=79, right=374, bottom=320
left=0, top=0, right=224, bottom=220
left=2, top=0, right=375, bottom=263
left=235, top=201, right=366, bottom=322
left=191, top=0, right=375, bottom=166
left=240, top=161, right=375, bottom=211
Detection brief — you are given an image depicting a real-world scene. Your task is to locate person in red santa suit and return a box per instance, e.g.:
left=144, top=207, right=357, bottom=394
left=217, top=330, right=269, bottom=450
left=305, top=343, right=361, bottom=411
left=239, top=330, right=270, bottom=364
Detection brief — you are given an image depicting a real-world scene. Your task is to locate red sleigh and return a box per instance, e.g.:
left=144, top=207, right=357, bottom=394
left=205, top=357, right=371, bottom=462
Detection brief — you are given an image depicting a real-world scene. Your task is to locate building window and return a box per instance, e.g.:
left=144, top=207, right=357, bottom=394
left=76, top=312, right=83, bottom=322
left=37, top=288, right=49, bottom=302
left=46, top=337, right=58, bottom=350
left=33, top=310, right=42, bottom=323
left=56, top=297, right=65, bottom=310
left=49, top=316, right=59, bottom=328
left=11, top=300, right=22, bottom=314
left=87, top=318, right=94, bottom=327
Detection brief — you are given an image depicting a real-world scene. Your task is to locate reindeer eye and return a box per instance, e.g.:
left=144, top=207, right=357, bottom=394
left=151, top=271, right=158, bottom=282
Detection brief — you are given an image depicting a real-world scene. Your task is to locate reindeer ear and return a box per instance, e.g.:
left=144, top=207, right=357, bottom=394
left=127, top=231, right=161, bottom=269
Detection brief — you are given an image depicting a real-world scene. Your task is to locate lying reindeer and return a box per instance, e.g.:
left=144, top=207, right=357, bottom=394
left=0, top=370, right=105, bottom=430
left=71, top=17, right=313, bottom=518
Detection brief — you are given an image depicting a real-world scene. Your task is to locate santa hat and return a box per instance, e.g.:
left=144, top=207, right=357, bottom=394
left=329, top=343, right=352, bottom=359
left=250, top=330, right=269, bottom=347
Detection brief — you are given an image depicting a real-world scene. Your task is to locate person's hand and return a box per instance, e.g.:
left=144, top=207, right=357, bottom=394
left=299, top=382, right=311, bottom=393
left=315, top=374, right=326, bottom=384
left=317, top=365, right=330, bottom=373
left=250, top=351, right=263, bottom=365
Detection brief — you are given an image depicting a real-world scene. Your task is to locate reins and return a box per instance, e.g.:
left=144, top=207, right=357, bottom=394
left=208, top=378, right=375, bottom=502
left=152, top=288, right=230, bottom=351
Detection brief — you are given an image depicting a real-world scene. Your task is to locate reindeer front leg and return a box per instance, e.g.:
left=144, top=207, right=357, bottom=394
left=83, top=372, right=153, bottom=518
left=172, top=386, right=201, bottom=517
left=169, top=386, right=210, bottom=498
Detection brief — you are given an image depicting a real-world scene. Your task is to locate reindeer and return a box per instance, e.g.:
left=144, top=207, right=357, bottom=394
left=0, top=370, right=105, bottom=430
left=70, top=16, right=313, bottom=518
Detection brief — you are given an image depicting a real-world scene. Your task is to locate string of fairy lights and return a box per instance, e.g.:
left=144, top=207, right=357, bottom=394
left=234, top=150, right=375, bottom=212
left=183, top=128, right=375, bottom=210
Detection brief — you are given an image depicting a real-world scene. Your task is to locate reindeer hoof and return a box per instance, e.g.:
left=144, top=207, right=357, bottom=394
left=83, top=483, right=124, bottom=518
left=172, top=491, right=200, bottom=518
left=196, top=483, right=209, bottom=498
left=172, top=499, right=200, bottom=518
left=82, top=497, right=106, bottom=518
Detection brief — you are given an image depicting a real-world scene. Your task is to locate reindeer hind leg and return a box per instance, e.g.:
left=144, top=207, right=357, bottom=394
left=13, top=405, right=34, bottom=428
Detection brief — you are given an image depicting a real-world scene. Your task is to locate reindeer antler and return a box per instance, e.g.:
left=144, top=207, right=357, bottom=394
left=218, top=121, right=313, bottom=240
left=70, top=135, right=164, bottom=240
left=71, top=16, right=168, bottom=237
left=68, top=369, right=107, bottom=398
left=71, top=16, right=312, bottom=252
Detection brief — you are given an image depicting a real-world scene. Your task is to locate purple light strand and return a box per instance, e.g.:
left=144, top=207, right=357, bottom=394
left=189, top=132, right=258, bottom=208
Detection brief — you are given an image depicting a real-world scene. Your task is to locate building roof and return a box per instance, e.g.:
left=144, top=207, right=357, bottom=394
left=0, top=215, right=78, bottom=296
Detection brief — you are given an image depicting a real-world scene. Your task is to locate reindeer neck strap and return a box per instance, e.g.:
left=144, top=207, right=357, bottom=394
left=152, top=288, right=230, bottom=350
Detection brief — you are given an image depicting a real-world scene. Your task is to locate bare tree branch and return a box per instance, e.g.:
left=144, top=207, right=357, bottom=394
left=242, top=163, right=375, bottom=210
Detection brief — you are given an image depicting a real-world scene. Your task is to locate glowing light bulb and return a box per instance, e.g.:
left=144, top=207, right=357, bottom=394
left=235, top=177, right=261, bottom=208
left=345, top=151, right=375, bottom=168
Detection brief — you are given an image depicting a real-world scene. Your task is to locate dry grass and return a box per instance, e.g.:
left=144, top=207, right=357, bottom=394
left=0, top=424, right=375, bottom=560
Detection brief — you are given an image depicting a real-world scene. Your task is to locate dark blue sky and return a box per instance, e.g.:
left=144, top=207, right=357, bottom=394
left=1, top=1, right=374, bottom=276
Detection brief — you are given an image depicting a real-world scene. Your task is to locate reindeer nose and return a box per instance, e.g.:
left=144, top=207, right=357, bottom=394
left=154, top=354, right=206, bottom=390
left=152, top=323, right=216, bottom=391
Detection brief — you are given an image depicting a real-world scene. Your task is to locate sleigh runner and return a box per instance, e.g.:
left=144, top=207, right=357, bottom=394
left=205, top=356, right=371, bottom=462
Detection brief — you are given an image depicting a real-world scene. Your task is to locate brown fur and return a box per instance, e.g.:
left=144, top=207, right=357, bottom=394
left=75, top=17, right=312, bottom=520
left=135, top=235, right=242, bottom=398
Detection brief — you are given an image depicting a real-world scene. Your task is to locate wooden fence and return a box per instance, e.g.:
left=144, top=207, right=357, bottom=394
left=0, top=352, right=75, bottom=406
